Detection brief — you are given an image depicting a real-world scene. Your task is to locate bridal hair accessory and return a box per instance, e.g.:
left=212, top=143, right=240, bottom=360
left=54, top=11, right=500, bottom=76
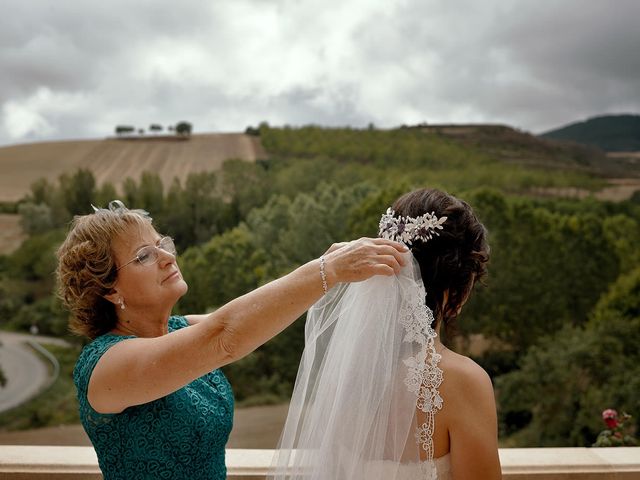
left=379, top=208, right=447, bottom=245
left=91, top=200, right=152, bottom=221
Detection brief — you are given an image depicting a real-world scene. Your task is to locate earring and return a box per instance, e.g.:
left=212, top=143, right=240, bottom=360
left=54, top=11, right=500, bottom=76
left=119, top=298, right=125, bottom=310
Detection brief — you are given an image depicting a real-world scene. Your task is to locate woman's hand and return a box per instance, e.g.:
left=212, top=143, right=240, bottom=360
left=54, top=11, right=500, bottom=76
left=323, top=237, right=409, bottom=288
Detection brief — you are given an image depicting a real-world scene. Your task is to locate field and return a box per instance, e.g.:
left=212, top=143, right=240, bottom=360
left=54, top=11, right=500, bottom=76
left=0, top=133, right=266, bottom=202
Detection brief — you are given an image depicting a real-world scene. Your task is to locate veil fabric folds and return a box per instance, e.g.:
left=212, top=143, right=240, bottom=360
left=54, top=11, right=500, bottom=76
left=269, top=252, right=445, bottom=480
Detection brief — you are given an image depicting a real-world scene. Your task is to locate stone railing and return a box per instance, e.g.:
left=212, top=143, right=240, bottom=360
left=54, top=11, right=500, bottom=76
left=0, top=446, right=638, bottom=479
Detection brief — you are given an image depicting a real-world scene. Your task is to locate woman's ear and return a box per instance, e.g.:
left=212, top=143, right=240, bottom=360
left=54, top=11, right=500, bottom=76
left=103, top=289, right=120, bottom=306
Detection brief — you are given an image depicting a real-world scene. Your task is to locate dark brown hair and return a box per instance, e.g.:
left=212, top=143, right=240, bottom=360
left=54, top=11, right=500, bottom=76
left=392, top=188, right=489, bottom=338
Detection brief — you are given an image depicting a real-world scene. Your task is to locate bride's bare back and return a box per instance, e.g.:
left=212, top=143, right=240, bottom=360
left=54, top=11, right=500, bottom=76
left=431, top=346, right=502, bottom=479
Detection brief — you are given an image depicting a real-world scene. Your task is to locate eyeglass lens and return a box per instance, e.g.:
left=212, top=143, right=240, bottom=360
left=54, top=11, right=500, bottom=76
left=137, top=237, right=176, bottom=266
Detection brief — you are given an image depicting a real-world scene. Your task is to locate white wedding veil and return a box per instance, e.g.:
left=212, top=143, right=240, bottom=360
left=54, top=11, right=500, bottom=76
left=269, top=252, right=444, bottom=480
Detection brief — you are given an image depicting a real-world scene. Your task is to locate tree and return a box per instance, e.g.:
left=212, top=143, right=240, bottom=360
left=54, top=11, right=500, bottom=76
left=138, top=172, right=164, bottom=215
left=244, top=125, right=260, bottom=136
left=115, top=125, right=135, bottom=135
left=18, top=203, right=53, bottom=235
left=149, top=124, right=163, bottom=134
left=603, top=214, right=640, bottom=274
left=175, top=121, right=192, bottom=136
left=496, top=266, right=640, bottom=447
left=160, top=173, right=232, bottom=250
left=28, top=178, right=55, bottom=205
left=122, top=177, right=139, bottom=208
left=7, top=230, right=64, bottom=282
left=177, top=225, right=268, bottom=313
left=456, top=194, right=620, bottom=352
left=220, top=159, right=270, bottom=222
left=95, top=182, right=118, bottom=207
left=58, top=169, right=96, bottom=217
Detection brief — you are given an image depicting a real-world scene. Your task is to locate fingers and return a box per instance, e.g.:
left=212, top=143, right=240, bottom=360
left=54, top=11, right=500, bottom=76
left=368, top=237, right=409, bottom=253
left=351, top=240, right=408, bottom=268
left=374, top=254, right=404, bottom=275
left=370, top=263, right=396, bottom=277
left=373, top=244, right=408, bottom=268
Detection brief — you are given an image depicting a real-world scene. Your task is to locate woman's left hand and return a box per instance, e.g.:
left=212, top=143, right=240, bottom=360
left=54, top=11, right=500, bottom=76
left=322, top=237, right=409, bottom=288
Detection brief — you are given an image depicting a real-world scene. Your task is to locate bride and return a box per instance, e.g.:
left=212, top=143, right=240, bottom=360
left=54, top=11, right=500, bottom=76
left=270, top=188, right=502, bottom=479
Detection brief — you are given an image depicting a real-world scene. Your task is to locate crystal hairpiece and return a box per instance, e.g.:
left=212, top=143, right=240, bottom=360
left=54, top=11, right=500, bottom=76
left=91, top=200, right=152, bottom=220
left=378, top=208, right=447, bottom=245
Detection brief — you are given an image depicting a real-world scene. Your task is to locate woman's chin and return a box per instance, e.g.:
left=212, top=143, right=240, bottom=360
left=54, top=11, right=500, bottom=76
left=176, top=280, right=189, bottom=297
left=166, top=279, right=188, bottom=304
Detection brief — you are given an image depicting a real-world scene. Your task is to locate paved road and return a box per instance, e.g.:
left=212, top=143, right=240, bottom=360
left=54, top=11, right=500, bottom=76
left=0, top=331, right=69, bottom=413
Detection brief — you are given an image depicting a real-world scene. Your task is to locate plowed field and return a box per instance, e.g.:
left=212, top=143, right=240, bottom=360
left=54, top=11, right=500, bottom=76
left=0, top=134, right=266, bottom=202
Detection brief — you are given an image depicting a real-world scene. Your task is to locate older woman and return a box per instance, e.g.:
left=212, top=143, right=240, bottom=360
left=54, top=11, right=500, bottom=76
left=56, top=201, right=407, bottom=480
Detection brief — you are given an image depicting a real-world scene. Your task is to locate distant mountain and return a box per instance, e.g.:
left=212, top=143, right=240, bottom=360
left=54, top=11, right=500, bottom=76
left=540, top=114, right=640, bottom=152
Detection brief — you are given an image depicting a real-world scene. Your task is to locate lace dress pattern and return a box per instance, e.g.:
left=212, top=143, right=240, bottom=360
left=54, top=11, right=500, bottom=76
left=400, top=283, right=444, bottom=479
left=74, top=315, right=234, bottom=480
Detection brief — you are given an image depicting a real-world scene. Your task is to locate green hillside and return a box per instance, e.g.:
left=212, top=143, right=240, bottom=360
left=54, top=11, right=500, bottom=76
left=540, top=114, right=640, bottom=152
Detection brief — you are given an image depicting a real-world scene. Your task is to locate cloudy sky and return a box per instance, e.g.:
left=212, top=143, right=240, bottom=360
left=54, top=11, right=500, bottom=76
left=1, top=0, right=639, bottom=146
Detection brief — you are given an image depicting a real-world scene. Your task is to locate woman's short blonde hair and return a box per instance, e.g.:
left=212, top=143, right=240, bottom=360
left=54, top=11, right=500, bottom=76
left=56, top=202, right=154, bottom=339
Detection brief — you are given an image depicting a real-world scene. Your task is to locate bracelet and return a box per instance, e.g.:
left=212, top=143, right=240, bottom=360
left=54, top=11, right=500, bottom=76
left=319, top=256, right=328, bottom=294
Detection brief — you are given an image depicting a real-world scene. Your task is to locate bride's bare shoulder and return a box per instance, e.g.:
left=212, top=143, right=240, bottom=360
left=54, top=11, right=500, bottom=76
left=438, top=348, right=494, bottom=403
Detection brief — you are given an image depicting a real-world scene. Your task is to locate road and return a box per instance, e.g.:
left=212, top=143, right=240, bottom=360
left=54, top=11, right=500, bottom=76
left=0, top=331, right=68, bottom=413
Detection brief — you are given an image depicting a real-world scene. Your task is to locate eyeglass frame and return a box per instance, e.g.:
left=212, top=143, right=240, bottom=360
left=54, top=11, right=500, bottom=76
left=116, top=236, right=177, bottom=271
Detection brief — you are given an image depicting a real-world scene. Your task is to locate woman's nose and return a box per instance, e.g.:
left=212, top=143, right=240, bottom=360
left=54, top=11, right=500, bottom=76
left=157, top=247, right=176, bottom=266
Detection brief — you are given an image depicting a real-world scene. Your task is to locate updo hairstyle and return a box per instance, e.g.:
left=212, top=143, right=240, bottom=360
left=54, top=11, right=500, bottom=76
left=392, top=188, right=489, bottom=337
left=56, top=203, right=153, bottom=339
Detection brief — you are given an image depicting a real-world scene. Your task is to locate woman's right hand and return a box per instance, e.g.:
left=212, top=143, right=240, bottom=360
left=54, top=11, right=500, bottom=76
left=322, top=237, right=409, bottom=288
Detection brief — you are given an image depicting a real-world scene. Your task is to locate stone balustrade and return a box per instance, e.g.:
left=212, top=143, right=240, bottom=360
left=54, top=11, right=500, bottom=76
left=0, top=446, right=638, bottom=479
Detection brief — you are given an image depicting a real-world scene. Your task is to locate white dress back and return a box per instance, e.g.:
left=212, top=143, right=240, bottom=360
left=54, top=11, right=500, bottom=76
left=363, top=454, right=452, bottom=480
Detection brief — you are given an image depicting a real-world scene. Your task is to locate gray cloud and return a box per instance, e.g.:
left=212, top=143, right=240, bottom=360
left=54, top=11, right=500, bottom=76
left=1, top=0, right=639, bottom=145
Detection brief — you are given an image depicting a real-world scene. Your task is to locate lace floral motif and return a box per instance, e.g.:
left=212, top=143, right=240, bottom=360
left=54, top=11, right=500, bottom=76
left=399, top=282, right=444, bottom=467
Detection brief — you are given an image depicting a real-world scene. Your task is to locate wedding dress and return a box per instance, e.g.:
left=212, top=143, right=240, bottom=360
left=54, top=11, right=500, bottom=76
left=270, top=252, right=451, bottom=479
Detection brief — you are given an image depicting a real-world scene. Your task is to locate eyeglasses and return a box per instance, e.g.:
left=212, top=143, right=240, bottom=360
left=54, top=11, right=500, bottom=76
left=116, top=236, right=177, bottom=271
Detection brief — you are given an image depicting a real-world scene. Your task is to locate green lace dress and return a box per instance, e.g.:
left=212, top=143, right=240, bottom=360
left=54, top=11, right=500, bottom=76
left=74, top=316, right=234, bottom=480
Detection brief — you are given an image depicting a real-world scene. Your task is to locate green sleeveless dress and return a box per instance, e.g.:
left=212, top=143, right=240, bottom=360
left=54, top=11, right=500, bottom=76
left=74, top=316, right=234, bottom=480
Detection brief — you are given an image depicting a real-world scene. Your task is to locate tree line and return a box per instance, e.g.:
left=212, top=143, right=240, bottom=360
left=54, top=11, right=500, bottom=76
left=114, top=121, right=193, bottom=137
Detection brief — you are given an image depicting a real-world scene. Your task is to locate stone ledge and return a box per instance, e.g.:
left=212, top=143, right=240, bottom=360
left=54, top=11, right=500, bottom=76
left=0, top=446, right=638, bottom=479
left=499, top=448, right=640, bottom=479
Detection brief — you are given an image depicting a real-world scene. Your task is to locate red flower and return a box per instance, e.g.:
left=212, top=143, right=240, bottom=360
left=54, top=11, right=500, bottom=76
left=602, top=409, right=619, bottom=429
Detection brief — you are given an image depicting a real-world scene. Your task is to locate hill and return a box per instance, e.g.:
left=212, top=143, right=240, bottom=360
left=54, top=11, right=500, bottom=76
left=422, top=124, right=603, bottom=169
left=1, top=124, right=638, bottom=206
left=422, top=123, right=640, bottom=178
left=539, top=114, right=640, bottom=152
left=0, top=134, right=266, bottom=202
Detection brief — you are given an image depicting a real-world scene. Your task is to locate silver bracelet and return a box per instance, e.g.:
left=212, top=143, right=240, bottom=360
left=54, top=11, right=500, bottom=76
left=319, top=256, right=328, bottom=294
